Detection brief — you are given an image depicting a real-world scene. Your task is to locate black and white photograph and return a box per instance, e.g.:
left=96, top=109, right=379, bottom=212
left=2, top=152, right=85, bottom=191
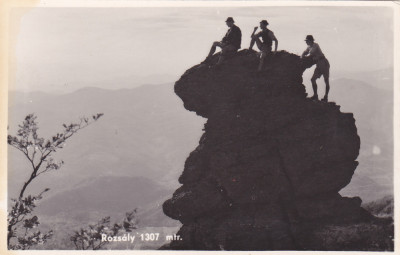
left=1, top=0, right=398, bottom=252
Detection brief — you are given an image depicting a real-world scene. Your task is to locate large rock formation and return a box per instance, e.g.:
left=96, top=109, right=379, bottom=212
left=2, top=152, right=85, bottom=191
left=162, top=50, right=393, bottom=250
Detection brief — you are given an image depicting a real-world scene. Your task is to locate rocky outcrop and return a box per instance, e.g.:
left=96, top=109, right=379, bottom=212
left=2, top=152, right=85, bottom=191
left=162, top=50, right=393, bottom=250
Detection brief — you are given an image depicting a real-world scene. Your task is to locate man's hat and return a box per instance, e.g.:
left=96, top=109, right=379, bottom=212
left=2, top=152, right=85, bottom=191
left=260, top=20, right=269, bottom=25
left=226, top=17, right=235, bottom=23
left=305, top=35, right=314, bottom=42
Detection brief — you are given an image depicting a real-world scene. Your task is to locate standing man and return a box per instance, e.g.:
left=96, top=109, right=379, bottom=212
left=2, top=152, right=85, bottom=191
left=249, top=20, right=278, bottom=71
left=301, top=35, right=330, bottom=102
left=203, top=17, right=242, bottom=65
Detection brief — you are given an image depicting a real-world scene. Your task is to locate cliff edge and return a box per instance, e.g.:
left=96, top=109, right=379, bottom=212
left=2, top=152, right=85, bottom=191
left=162, top=50, right=393, bottom=250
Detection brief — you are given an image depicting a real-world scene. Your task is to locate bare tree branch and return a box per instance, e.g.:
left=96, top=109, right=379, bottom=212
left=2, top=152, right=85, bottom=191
left=7, top=113, right=103, bottom=249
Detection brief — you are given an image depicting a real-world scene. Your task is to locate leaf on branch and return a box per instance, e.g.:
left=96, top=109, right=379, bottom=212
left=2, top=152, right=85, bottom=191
left=93, top=113, right=104, bottom=121
left=7, top=135, right=13, bottom=144
left=23, top=216, right=39, bottom=229
left=100, top=216, right=111, bottom=225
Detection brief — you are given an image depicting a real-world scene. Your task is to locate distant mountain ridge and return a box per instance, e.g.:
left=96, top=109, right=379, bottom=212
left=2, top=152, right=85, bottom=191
left=8, top=77, right=392, bottom=202
left=8, top=83, right=205, bottom=197
left=333, top=67, right=393, bottom=91
left=329, top=77, right=393, bottom=201
left=363, top=195, right=393, bottom=218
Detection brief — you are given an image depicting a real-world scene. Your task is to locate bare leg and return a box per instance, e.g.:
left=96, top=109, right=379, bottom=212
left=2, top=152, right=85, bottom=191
left=311, top=76, right=318, bottom=99
left=256, top=39, right=270, bottom=71
left=249, top=37, right=256, bottom=50
left=255, top=38, right=263, bottom=51
left=258, top=52, right=266, bottom=71
left=324, top=75, right=330, bottom=98
left=208, top=41, right=221, bottom=58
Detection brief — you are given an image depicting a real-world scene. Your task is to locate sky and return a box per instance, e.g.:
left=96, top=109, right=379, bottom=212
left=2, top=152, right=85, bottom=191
left=10, top=6, right=394, bottom=93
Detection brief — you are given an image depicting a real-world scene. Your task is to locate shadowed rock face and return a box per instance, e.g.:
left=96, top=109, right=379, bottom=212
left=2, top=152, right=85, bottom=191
left=162, top=50, right=389, bottom=250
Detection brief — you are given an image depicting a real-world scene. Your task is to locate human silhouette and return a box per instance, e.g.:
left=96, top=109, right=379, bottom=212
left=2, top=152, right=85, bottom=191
left=301, top=35, right=330, bottom=102
left=249, top=20, right=278, bottom=71
left=203, top=17, right=242, bottom=65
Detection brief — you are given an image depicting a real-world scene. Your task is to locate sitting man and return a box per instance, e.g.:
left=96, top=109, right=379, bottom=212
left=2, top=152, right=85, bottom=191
left=249, top=20, right=278, bottom=71
left=301, top=35, right=330, bottom=102
left=203, top=17, right=242, bottom=65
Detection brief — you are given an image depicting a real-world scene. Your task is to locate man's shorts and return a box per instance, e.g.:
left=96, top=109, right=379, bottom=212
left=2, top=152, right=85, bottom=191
left=256, top=40, right=272, bottom=53
left=220, top=43, right=238, bottom=56
left=312, top=57, right=330, bottom=79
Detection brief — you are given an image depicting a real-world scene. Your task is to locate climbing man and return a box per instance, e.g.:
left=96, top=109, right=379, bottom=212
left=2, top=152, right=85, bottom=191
left=249, top=20, right=278, bottom=71
left=203, top=17, right=242, bottom=65
left=301, top=35, right=330, bottom=102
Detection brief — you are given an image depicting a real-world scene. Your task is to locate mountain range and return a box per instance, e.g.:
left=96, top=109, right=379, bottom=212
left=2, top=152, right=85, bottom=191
left=7, top=71, right=393, bottom=249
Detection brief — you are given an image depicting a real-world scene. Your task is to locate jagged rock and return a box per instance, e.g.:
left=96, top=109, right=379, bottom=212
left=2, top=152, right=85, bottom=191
left=162, top=50, right=393, bottom=250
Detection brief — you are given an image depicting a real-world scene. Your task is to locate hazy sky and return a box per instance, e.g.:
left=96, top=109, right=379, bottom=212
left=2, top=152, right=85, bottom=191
left=11, top=6, right=393, bottom=93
